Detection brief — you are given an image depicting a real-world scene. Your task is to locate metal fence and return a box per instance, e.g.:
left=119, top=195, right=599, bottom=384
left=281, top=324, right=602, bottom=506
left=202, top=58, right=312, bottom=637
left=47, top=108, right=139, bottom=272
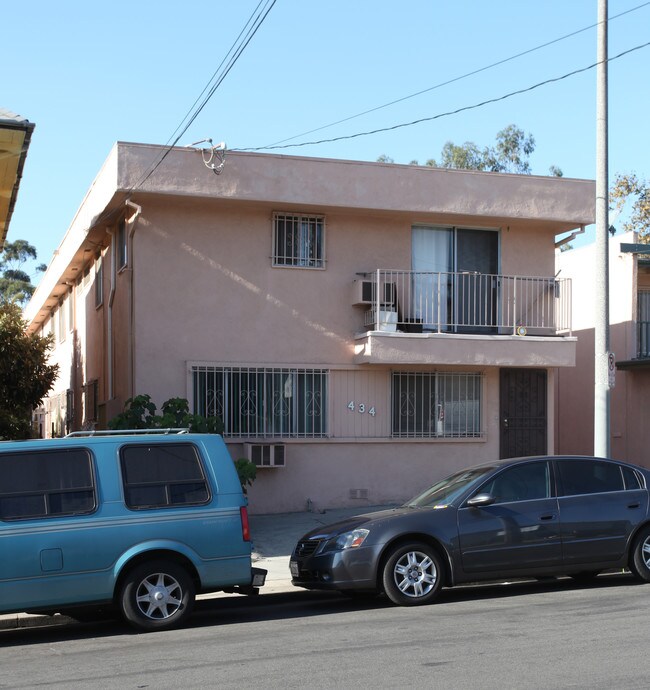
left=360, top=270, right=571, bottom=336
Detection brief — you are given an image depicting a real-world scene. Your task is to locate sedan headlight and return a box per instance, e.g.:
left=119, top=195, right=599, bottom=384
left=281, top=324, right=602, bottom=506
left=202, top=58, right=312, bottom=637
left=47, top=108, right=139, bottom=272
left=325, top=528, right=370, bottom=552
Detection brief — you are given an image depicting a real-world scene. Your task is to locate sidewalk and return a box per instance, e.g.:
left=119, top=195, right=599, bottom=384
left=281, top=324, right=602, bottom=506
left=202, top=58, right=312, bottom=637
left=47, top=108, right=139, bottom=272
left=0, top=505, right=382, bottom=631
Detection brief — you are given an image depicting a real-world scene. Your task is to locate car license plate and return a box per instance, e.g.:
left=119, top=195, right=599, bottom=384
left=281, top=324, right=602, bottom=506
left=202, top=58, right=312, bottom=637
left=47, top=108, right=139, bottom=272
left=290, top=560, right=299, bottom=578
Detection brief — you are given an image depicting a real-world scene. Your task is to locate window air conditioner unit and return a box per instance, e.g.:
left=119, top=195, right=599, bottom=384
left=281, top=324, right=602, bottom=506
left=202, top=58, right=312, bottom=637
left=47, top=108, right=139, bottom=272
left=351, top=280, right=396, bottom=306
left=244, top=443, right=286, bottom=468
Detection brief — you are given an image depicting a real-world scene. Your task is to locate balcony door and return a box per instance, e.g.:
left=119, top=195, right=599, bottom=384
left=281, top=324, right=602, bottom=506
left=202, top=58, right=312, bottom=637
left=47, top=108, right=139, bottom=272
left=412, top=226, right=499, bottom=332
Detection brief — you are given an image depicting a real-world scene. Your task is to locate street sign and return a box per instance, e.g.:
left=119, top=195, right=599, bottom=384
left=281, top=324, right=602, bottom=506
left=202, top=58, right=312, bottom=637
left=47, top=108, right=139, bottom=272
left=608, top=352, right=616, bottom=389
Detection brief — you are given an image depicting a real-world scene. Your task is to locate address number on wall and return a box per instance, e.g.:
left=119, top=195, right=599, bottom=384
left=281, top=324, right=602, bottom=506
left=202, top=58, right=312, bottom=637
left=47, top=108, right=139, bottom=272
left=347, top=401, right=376, bottom=416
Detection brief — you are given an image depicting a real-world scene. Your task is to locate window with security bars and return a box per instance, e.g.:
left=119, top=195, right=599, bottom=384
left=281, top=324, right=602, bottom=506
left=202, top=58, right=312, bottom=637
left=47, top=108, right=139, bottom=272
left=273, top=213, right=325, bottom=268
left=192, top=366, right=328, bottom=438
left=392, top=372, right=482, bottom=438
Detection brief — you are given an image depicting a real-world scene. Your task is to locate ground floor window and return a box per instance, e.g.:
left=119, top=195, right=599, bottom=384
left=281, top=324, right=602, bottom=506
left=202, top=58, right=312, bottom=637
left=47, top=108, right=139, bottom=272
left=192, top=365, right=328, bottom=438
left=392, top=371, right=482, bottom=438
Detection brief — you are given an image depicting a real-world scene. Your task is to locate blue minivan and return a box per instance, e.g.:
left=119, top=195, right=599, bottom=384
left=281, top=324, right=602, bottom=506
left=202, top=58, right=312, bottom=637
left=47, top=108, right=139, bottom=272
left=0, top=431, right=266, bottom=631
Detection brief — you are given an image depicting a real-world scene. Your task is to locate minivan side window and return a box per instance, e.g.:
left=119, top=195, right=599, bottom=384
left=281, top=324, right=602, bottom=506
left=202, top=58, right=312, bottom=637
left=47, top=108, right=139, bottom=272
left=0, top=449, right=95, bottom=520
left=120, top=443, right=210, bottom=509
left=558, top=459, right=624, bottom=496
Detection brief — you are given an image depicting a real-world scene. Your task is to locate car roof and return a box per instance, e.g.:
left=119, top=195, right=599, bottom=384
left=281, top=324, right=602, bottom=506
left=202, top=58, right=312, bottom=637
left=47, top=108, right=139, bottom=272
left=470, top=454, right=642, bottom=471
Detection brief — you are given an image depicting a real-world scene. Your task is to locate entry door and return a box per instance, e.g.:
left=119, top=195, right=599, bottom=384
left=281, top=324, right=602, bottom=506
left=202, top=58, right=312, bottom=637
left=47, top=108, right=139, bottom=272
left=500, top=369, right=547, bottom=459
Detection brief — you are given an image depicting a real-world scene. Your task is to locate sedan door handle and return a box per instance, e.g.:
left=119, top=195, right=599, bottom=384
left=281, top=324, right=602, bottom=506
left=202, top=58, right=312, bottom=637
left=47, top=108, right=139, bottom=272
left=628, top=503, right=640, bottom=509
left=539, top=514, right=556, bottom=521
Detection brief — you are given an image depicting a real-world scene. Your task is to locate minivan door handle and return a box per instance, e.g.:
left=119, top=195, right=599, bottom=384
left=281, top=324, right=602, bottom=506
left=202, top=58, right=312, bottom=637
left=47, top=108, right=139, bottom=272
left=539, top=514, right=556, bottom=521
left=628, top=502, right=640, bottom=509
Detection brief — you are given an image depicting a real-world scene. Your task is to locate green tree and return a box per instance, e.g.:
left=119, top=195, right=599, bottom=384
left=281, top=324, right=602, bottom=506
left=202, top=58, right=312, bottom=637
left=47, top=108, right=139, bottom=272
left=610, top=173, right=650, bottom=242
left=0, top=301, right=58, bottom=439
left=0, top=239, right=47, bottom=306
left=107, top=395, right=257, bottom=492
left=390, top=125, right=563, bottom=177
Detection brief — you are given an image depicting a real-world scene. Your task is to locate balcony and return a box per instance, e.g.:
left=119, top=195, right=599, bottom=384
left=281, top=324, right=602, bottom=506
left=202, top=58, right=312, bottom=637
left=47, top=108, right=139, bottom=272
left=353, top=270, right=576, bottom=367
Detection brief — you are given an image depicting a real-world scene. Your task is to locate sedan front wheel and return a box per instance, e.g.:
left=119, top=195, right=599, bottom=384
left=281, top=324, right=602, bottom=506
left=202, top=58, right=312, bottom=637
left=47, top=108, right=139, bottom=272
left=382, top=542, right=444, bottom=606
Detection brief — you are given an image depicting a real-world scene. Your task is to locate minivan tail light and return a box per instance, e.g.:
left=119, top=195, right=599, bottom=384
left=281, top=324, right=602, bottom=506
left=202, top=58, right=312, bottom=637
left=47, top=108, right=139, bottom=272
left=240, top=506, right=251, bottom=542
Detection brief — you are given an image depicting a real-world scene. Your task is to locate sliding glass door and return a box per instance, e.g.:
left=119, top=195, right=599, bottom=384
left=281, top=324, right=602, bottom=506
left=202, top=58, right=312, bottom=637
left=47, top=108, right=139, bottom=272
left=412, top=226, right=499, bottom=332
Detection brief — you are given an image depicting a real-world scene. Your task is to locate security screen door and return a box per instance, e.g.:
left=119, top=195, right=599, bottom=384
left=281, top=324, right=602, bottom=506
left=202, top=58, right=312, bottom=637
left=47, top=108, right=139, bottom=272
left=412, top=226, right=498, bottom=332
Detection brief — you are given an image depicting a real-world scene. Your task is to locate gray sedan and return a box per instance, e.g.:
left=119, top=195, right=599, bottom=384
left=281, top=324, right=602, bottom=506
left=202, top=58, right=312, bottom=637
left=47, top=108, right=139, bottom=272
left=290, top=455, right=650, bottom=605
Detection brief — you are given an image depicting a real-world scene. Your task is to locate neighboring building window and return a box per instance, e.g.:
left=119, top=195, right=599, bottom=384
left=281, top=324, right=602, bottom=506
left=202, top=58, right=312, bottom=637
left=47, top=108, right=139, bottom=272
left=84, top=380, right=99, bottom=424
left=117, top=218, right=127, bottom=269
left=638, top=289, right=650, bottom=358
left=0, top=449, right=96, bottom=520
left=392, top=371, right=482, bottom=438
left=273, top=213, right=325, bottom=268
left=95, top=257, right=104, bottom=307
left=120, top=443, right=210, bottom=509
left=57, top=301, right=66, bottom=342
left=192, top=365, right=328, bottom=438
left=48, top=391, right=67, bottom=437
left=65, top=389, right=74, bottom=433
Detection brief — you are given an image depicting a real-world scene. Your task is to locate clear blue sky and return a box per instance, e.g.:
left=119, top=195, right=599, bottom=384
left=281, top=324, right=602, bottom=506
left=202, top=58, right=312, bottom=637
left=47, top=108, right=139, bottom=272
left=4, top=0, right=649, bottom=280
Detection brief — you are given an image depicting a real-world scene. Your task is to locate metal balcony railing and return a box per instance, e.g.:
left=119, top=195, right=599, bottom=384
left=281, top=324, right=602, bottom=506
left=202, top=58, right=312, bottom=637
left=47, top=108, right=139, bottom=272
left=359, top=270, right=572, bottom=336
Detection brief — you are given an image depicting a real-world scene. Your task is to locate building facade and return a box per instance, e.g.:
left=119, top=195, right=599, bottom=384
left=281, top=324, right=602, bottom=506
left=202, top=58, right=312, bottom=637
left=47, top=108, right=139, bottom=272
left=25, top=143, right=595, bottom=513
left=555, top=231, right=650, bottom=465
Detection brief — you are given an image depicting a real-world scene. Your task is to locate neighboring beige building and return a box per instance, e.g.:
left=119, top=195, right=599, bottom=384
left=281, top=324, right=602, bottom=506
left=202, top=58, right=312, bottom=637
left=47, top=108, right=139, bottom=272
left=556, top=231, right=650, bottom=466
left=0, top=108, right=35, bottom=247
left=25, top=143, right=595, bottom=513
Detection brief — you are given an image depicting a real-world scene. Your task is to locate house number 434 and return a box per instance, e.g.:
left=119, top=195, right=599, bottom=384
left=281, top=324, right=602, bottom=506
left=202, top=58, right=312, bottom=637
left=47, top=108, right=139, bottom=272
left=347, top=401, right=376, bottom=416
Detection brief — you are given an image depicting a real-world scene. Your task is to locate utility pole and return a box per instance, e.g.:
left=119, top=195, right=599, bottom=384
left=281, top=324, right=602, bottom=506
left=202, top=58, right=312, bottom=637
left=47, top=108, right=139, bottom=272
left=594, top=0, right=610, bottom=458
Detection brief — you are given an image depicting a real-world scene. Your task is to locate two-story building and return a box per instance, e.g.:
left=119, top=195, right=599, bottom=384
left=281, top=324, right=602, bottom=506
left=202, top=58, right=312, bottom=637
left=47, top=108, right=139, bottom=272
left=555, top=231, right=650, bottom=465
left=25, top=143, right=595, bottom=513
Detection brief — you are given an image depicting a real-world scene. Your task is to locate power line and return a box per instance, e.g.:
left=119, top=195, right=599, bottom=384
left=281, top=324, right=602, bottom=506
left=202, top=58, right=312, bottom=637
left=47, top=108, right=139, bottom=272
left=244, top=1, right=650, bottom=151
left=235, top=40, right=650, bottom=153
left=132, top=0, right=277, bottom=191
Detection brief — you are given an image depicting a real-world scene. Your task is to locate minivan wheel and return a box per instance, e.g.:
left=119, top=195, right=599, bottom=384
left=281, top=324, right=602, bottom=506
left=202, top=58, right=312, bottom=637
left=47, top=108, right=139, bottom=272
left=119, top=560, right=195, bottom=632
left=630, top=526, right=650, bottom=583
left=382, top=543, right=443, bottom=606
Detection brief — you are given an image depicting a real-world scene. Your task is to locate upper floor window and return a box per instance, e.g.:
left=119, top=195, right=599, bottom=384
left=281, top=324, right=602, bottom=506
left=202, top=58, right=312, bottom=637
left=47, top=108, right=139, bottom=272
left=95, top=257, right=104, bottom=308
left=273, top=213, right=325, bottom=268
left=638, top=289, right=650, bottom=358
left=117, top=218, right=128, bottom=270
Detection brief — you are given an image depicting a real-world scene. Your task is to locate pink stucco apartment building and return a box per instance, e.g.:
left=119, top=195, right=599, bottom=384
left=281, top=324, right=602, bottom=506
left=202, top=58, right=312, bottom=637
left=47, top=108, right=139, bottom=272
left=24, top=143, right=595, bottom=513
left=555, top=231, right=650, bottom=466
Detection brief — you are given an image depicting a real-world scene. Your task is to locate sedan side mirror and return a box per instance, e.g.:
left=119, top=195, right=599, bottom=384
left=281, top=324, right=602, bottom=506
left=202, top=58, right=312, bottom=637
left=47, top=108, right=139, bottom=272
left=466, top=493, right=496, bottom=508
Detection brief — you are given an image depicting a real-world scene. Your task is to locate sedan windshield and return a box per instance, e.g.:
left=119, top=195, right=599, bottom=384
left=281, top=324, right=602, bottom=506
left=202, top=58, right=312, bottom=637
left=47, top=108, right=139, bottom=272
left=406, top=467, right=495, bottom=508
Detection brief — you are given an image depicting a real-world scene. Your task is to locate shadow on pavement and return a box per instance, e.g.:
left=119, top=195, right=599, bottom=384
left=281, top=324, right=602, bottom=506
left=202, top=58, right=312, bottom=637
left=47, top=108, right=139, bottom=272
left=0, top=571, right=639, bottom=647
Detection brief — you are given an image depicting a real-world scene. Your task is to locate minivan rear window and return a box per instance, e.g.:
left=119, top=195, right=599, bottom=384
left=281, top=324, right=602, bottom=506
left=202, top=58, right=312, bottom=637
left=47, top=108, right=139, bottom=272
left=120, top=443, right=210, bottom=509
left=0, top=449, right=95, bottom=520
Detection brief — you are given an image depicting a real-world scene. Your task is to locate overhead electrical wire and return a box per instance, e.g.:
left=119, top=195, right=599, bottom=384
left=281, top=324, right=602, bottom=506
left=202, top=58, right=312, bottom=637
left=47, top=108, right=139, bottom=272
left=235, top=40, right=650, bottom=153
left=239, top=1, right=650, bottom=152
left=131, top=0, right=277, bottom=192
